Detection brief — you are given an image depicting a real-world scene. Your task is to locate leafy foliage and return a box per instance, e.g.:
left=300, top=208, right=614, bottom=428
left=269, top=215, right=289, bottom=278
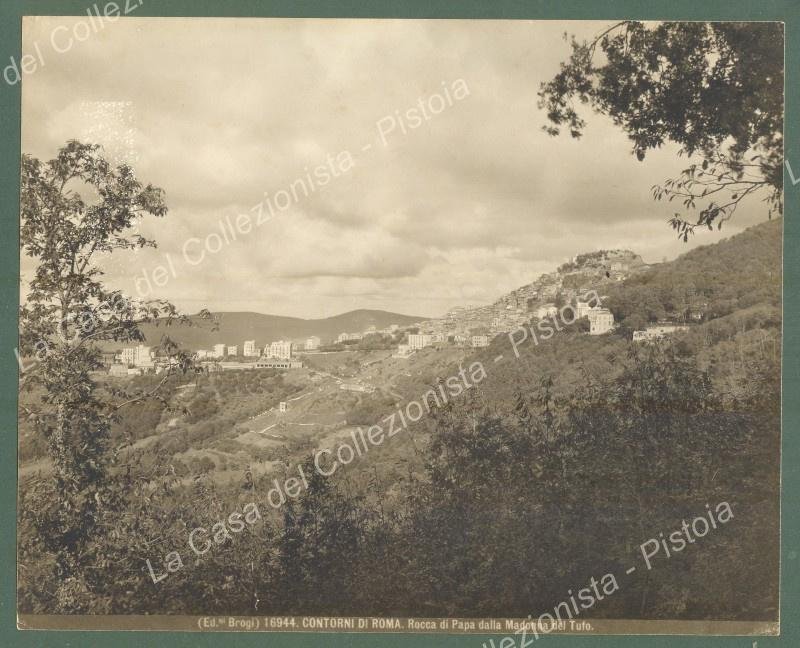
left=539, top=22, right=783, bottom=235
left=603, top=218, right=781, bottom=329
left=18, top=141, right=199, bottom=611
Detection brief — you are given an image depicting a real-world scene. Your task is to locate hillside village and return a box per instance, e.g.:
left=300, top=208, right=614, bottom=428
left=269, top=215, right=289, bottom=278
left=109, top=247, right=676, bottom=376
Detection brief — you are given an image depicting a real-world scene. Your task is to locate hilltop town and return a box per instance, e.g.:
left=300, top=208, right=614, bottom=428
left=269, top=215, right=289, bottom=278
left=108, top=248, right=651, bottom=376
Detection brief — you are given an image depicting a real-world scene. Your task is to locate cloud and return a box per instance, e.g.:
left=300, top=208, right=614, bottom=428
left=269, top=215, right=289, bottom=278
left=20, top=17, right=772, bottom=318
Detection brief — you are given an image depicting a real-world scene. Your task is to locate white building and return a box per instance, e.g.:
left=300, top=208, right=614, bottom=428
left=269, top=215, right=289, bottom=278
left=305, top=336, right=321, bottom=350
left=119, top=345, right=153, bottom=368
left=217, top=361, right=251, bottom=371
left=135, top=345, right=154, bottom=368
left=633, top=323, right=689, bottom=342
left=575, top=300, right=596, bottom=319
left=213, top=343, right=226, bottom=358
left=255, top=358, right=302, bottom=369
left=471, top=335, right=489, bottom=348
left=243, top=340, right=258, bottom=357
left=587, top=308, right=614, bottom=335
left=408, top=333, right=433, bottom=350
left=227, top=345, right=238, bottom=356
left=269, top=340, right=293, bottom=359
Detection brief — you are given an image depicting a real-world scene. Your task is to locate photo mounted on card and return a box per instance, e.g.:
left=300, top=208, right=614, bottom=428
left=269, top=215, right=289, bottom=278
left=16, top=14, right=782, bottom=637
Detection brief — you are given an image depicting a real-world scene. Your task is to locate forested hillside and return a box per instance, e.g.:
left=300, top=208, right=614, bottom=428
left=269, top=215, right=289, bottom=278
left=18, top=219, right=781, bottom=621
left=604, top=218, right=781, bottom=330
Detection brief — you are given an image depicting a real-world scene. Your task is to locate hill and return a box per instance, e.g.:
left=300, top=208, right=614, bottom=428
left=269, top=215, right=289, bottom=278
left=19, top=218, right=781, bottom=619
left=132, top=308, right=424, bottom=350
left=465, top=218, right=781, bottom=398
left=438, top=247, right=650, bottom=334
left=601, top=217, right=782, bottom=329
left=357, top=218, right=782, bottom=430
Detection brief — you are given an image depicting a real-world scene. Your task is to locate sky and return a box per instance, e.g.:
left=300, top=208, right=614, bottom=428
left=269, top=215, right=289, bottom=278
left=20, top=17, right=772, bottom=319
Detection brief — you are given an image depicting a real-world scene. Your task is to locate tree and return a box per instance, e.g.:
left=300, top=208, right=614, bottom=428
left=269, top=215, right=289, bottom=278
left=539, top=22, right=783, bottom=238
left=18, top=141, right=195, bottom=611
left=274, top=458, right=366, bottom=615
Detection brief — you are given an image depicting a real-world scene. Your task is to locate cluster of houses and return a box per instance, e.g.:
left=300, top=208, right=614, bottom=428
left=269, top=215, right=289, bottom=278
left=109, top=336, right=314, bottom=376
left=108, top=325, right=406, bottom=376
left=574, top=300, right=615, bottom=336
left=191, top=338, right=308, bottom=372
left=392, top=332, right=489, bottom=358
left=419, top=248, right=646, bottom=342
left=336, top=323, right=400, bottom=344
left=402, top=296, right=614, bottom=358
left=195, top=338, right=301, bottom=360
left=109, top=312, right=690, bottom=377
left=390, top=296, right=618, bottom=359
left=109, top=344, right=158, bottom=376
left=108, top=256, right=690, bottom=378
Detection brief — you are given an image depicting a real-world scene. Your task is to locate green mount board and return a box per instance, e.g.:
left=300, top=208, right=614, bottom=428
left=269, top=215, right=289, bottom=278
left=2, top=1, right=798, bottom=646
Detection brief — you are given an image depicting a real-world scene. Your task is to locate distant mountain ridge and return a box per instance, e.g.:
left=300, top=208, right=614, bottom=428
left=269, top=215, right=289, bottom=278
left=134, top=309, right=424, bottom=350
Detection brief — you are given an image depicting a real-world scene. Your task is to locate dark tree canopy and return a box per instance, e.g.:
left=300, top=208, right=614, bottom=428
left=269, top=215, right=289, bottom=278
left=18, top=141, right=198, bottom=611
left=539, top=22, right=783, bottom=238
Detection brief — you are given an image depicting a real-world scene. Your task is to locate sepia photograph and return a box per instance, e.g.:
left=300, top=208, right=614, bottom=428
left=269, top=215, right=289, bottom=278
left=14, top=13, right=784, bottom=637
